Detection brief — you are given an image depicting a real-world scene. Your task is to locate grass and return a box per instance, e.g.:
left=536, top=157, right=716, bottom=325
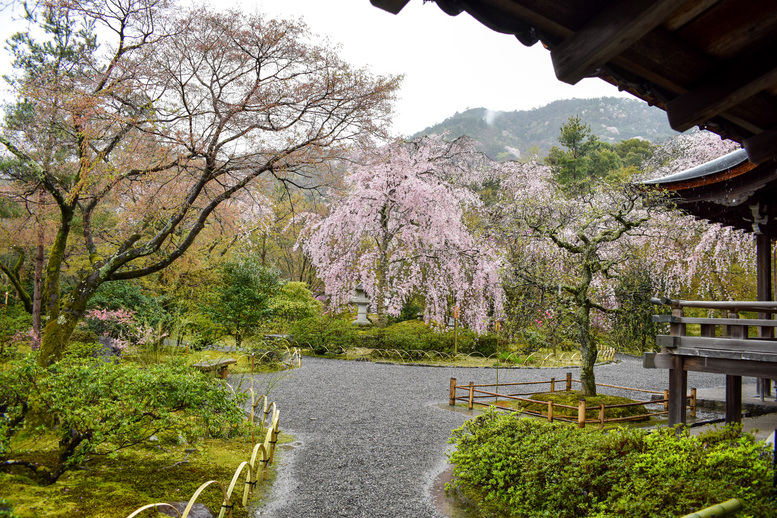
left=0, top=430, right=287, bottom=518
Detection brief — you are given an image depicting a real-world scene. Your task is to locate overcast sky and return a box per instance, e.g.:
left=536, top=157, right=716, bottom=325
left=1, top=0, right=633, bottom=136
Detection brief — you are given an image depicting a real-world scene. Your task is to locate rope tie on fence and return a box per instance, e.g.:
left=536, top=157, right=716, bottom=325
left=221, top=503, right=234, bottom=510
left=245, top=480, right=257, bottom=487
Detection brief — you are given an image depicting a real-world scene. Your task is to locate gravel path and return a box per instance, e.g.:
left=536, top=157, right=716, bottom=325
left=247, top=355, right=724, bottom=518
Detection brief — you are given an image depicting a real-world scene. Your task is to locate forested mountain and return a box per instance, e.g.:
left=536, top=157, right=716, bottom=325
left=411, top=97, right=683, bottom=160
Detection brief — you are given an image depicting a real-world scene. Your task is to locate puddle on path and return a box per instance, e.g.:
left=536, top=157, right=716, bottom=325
left=253, top=438, right=303, bottom=516
left=429, top=463, right=479, bottom=518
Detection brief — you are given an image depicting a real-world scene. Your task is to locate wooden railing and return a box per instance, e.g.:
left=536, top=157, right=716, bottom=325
left=651, top=297, right=777, bottom=363
left=448, top=373, right=695, bottom=429
left=647, top=298, right=777, bottom=425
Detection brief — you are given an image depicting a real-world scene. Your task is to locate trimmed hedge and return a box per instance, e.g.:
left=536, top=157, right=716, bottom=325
left=448, top=410, right=776, bottom=518
left=288, top=315, right=358, bottom=355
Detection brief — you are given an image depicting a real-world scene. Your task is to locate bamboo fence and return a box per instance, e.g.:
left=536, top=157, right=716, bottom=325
left=449, top=372, right=697, bottom=429
left=314, top=344, right=616, bottom=367
left=125, top=358, right=288, bottom=518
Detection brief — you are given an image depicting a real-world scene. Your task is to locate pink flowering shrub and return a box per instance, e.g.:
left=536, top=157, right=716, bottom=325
left=84, top=308, right=137, bottom=349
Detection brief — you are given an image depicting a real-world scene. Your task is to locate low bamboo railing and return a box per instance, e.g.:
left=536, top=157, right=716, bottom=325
left=449, top=373, right=697, bottom=429
left=125, top=391, right=282, bottom=517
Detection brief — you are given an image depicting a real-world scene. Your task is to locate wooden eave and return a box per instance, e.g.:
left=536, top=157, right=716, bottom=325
left=371, top=0, right=777, bottom=164
left=646, top=153, right=777, bottom=237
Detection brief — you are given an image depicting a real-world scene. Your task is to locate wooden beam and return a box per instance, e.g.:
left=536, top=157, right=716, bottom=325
left=369, top=0, right=411, bottom=15
left=656, top=335, right=777, bottom=355
left=666, top=50, right=777, bottom=132
left=654, top=315, right=777, bottom=327
left=550, top=0, right=692, bottom=84
left=650, top=353, right=777, bottom=378
left=743, top=128, right=777, bottom=164
left=672, top=347, right=777, bottom=364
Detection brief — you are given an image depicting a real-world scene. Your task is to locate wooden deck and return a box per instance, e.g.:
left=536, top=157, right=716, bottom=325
left=644, top=298, right=777, bottom=425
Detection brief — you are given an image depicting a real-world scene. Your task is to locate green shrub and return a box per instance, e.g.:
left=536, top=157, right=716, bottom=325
left=367, top=320, right=442, bottom=351
left=361, top=321, right=500, bottom=356
left=448, top=410, right=775, bottom=518
left=0, top=353, right=246, bottom=485
left=270, top=282, right=322, bottom=322
left=68, top=327, right=100, bottom=345
left=0, top=498, right=19, bottom=518
left=289, top=315, right=358, bottom=354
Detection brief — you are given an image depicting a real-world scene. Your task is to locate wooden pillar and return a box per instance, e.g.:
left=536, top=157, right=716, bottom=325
left=757, top=233, right=772, bottom=306
left=668, top=355, right=687, bottom=426
left=726, top=375, right=743, bottom=424
left=756, top=233, right=774, bottom=399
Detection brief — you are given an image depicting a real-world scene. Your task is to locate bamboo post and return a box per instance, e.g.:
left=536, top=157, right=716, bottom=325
left=550, top=377, right=556, bottom=393
left=449, top=378, right=457, bottom=406
left=599, top=404, right=605, bottom=429
left=578, top=400, right=586, bottom=429
left=663, top=389, right=669, bottom=411
left=690, top=388, right=697, bottom=418
left=548, top=400, right=554, bottom=423
left=468, top=382, right=474, bottom=410
left=250, top=353, right=255, bottom=447
left=566, top=372, right=572, bottom=392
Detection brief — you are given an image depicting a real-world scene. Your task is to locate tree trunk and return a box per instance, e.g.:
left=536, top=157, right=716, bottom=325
left=38, top=302, right=88, bottom=366
left=577, top=260, right=598, bottom=396
left=374, top=205, right=390, bottom=328
left=33, top=195, right=45, bottom=337
left=38, top=273, right=97, bottom=366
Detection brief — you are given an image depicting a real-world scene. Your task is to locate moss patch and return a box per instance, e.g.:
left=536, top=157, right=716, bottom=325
left=495, top=390, right=649, bottom=421
left=0, top=432, right=286, bottom=518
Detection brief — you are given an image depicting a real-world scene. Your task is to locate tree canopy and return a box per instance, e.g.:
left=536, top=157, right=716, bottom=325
left=0, top=0, right=399, bottom=365
left=302, top=136, right=504, bottom=331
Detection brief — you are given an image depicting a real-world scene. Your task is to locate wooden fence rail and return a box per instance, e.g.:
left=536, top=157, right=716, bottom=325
left=449, top=372, right=697, bottom=429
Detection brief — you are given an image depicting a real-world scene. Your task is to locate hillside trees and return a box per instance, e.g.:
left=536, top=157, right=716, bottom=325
left=0, top=0, right=399, bottom=365
left=303, top=136, right=504, bottom=331
left=546, top=116, right=656, bottom=189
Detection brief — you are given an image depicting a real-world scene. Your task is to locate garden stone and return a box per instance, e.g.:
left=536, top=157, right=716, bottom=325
left=96, top=336, right=122, bottom=362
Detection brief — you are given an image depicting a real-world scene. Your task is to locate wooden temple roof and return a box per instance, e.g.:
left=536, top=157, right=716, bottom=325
left=644, top=150, right=777, bottom=238
left=371, top=0, right=777, bottom=165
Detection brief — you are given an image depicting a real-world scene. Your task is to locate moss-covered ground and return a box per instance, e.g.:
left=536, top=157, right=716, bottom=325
left=0, top=431, right=286, bottom=517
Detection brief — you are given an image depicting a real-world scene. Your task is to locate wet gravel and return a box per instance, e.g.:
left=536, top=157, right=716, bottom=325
left=246, top=354, right=723, bottom=517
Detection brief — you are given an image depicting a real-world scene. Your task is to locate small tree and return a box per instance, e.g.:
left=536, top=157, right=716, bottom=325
left=0, top=353, right=245, bottom=485
left=209, top=259, right=282, bottom=348
left=493, top=157, right=659, bottom=395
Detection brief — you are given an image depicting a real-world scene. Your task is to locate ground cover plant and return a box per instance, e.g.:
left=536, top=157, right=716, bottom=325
left=448, top=409, right=776, bottom=518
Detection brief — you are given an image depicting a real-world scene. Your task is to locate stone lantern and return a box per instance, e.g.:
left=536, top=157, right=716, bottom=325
left=351, top=284, right=371, bottom=326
